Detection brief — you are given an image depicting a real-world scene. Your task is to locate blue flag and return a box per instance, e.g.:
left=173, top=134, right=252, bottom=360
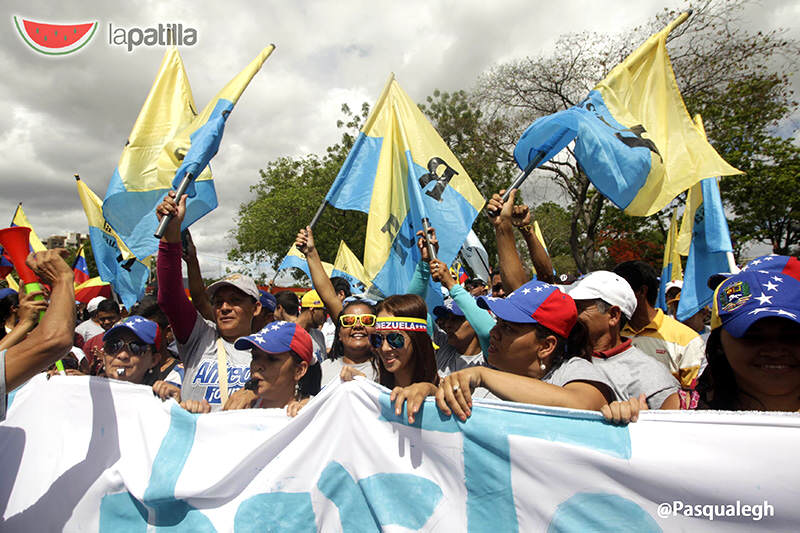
left=676, top=177, right=733, bottom=321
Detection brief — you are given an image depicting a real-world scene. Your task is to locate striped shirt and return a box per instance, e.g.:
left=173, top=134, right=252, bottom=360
left=622, top=309, right=705, bottom=390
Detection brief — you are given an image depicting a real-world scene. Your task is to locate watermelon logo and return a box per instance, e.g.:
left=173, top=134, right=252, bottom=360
left=13, top=16, right=98, bottom=56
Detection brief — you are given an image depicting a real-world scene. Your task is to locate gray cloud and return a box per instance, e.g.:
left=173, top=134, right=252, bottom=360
left=1, top=0, right=796, bottom=279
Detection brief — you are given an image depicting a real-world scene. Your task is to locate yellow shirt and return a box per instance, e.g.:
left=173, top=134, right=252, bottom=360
left=622, top=309, right=705, bottom=390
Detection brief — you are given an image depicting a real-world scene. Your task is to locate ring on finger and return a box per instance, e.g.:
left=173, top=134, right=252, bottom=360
left=452, top=383, right=459, bottom=392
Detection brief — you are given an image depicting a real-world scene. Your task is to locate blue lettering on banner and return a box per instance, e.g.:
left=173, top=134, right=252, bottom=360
left=317, top=461, right=443, bottom=531
left=547, top=493, right=661, bottom=532
left=378, top=392, right=631, bottom=532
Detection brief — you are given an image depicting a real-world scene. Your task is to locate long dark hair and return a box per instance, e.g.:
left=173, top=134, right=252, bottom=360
left=329, top=299, right=378, bottom=359
left=533, top=319, right=591, bottom=371
left=696, top=329, right=760, bottom=410
left=375, top=294, right=437, bottom=388
left=292, top=351, right=321, bottom=398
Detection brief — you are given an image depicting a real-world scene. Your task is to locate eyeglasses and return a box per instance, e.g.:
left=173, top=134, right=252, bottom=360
left=103, top=339, right=151, bottom=357
left=340, top=314, right=377, bottom=328
left=370, top=332, right=406, bottom=349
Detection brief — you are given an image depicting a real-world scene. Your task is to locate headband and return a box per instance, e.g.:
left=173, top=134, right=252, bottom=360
left=375, top=316, right=428, bottom=332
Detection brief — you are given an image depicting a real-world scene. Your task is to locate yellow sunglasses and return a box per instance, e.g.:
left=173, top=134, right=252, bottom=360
left=339, top=314, right=377, bottom=328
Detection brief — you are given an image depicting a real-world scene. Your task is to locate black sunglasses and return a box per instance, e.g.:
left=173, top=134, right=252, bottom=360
left=103, top=339, right=151, bottom=357
left=370, top=332, right=406, bottom=349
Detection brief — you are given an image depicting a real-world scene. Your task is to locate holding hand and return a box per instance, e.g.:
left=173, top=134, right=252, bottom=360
left=223, top=388, right=258, bottom=411
left=435, top=367, right=483, bottom=421
left=601, top=394, right=648, bottom=425
left=430, top=259, right=456, bottom=289
left=17, top=289, right=48, bottom=326
left=416, top=227, right=439, bottom=263
left=180, top=399, right=211, bottom=414
left=486, top=189, right=518, bottom=228
left=155, top=191, right=188, bottom=242
left=391, top=382, right=437, bottom=424
left=295, top=226, right=316, bottom=255
left=153, top=380, right=181, bottom=402
left=286, top=397, right=311, bottom=417
left=340, top=365, right=366, bottom=382
left=26, top=248, right=73, bottom=286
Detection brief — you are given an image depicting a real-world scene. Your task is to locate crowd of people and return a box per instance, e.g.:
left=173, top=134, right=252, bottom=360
left=1, top=188, right=798, bottom=428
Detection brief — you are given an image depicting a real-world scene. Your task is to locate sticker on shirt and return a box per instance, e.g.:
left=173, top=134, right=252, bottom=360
left=719, top=281, right=752, bottom=312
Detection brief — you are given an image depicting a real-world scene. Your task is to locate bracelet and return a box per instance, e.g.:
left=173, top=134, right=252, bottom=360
left=517, top=223, right=533, bottom=234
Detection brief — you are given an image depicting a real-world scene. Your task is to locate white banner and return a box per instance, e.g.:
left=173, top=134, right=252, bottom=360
left=1, top=375, right=798, bottom=531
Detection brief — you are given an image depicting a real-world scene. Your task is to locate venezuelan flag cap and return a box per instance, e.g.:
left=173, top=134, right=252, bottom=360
left=711, top=255, right=800, bottom=338
left=235, top=321, right=313, bottom=365
left=478, top=280, right=577, bottom=339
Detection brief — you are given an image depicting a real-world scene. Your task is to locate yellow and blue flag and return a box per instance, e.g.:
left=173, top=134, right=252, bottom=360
left=5, top=274, right=18, bottom=292
left=72, top=245, right=91, bottom=286
left=103, top=45, right=274, bottom=259
left=676, top=116, right=734, bottom=321
left=324, top=74, right=485, bottom=302
left=656, top=207, right=683, bottom=312
left=11, top=203, right=46, bottom=252
left=514, top=13, right=741, bottom=216
left=77, top=177, right=150, bottom=308
left=278, top=241, right=368, bottom=295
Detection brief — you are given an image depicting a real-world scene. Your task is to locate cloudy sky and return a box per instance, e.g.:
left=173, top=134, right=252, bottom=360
left=1, top=0, right=797, bottom=279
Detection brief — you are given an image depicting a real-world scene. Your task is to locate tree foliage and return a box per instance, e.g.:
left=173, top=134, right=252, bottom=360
left=474, top=0, right=799, bottom=270
left=229, top=104, right=369, bottom=274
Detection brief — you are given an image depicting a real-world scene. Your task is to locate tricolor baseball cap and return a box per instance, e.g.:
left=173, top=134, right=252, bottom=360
left=433, top=298, right=467, bottom=318
left=567, top=270, right=637, bottom=319
left=301, top=289, right=324, bottom=309
left=234, top=321, right=314, bottom=364
left=711, top=256, right=800, bottom=338
left=206, top=273, right=260, bottom=300
left=478, top=279, right=577, bottom=338
left=103, top=315, right=162, bottom=348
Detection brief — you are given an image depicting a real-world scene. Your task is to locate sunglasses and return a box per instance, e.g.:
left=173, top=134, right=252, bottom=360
left=370, top=332, right=406, bottom=349
left=340, top=314, right=377, bottom=328
left=103, top=339, right=151, bottom=357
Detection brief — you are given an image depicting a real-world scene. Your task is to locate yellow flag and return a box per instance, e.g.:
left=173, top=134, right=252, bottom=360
left=333, top=241, right=370, bottom=287
left=676, top=114, right=709, bottom=255
left=11, top=204, right=46, bottom=252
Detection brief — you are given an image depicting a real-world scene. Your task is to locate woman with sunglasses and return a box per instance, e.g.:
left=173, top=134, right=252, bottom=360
left=100, top=316, right=163, bottom=386
left=295, top=227, right=379, bottom=385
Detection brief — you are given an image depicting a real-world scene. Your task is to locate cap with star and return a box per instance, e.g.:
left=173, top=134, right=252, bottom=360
left=103, top=315, right=162, bottom=348
left=234, top=321, right=314, bottom=364
left=433, top=298, right=468, bottom=318
left=711, top=255, right=800, bottom=338
left=477, top=279, right=577, bottom=338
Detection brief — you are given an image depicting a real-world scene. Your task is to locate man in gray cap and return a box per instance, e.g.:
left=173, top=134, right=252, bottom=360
left=156, top=192, right=262, bottom=411
left=568, top=271, right=681, bottom=410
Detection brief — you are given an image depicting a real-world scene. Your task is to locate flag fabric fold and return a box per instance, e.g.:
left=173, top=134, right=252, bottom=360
left=77, top=178, right=150, bottom=309
left=656, top=207, right=683, bottom=312
left=277, top=242, right=368, bottom=295
left=324, top=74, right=485, bottom=304
left=514, top=12, right=741, bottom=216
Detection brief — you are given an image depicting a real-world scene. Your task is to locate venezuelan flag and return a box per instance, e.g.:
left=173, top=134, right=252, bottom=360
left=656, top=207, right=683, bottom=312
left=514, top=13, right=741, bottom=216
left=0, top=254, right=13, bottom=279
left=324, top=74, right=484, bottom=302
left=676, top=116, right=734, bottom=321
left=103, top=45, right=274, bottom=260
left=72, top=245, right=91, bottom=286
left=77, top=177, right=150, bottom=308
left=74, top=277, right=113, bottom=304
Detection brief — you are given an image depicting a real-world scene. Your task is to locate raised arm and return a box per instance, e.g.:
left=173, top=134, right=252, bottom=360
left=295, top=226, right=342, bottom=320
left=487, top=189, right=530, bottom=293
left=156, top=192, right=199, bottom=345
left=182, top=230, right=213, bottom=322
left=4, top=249, right=75, bottom=391
left=511, top=206, right=554, bottom=285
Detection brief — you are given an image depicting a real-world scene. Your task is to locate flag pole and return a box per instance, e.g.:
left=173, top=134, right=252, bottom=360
left=154, top=172, right=194, bottom=238
left=490, top=149, right=547, bottom=216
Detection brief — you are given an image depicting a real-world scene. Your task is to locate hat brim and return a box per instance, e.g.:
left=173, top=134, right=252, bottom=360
left=721, top=306, right=800, bottom=338
left=102, top=323, right=155, bottom=345
left=477, top=296, right=535, bottom=323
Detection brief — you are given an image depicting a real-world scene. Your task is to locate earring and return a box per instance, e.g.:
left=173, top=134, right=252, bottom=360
left=539, top=361, right=546, bottom=372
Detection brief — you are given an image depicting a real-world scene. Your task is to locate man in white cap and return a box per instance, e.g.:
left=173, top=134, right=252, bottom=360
left=568, top=271, right=680, bottom=409
left=156, top=192, right=262, bottom=411
left=75, top=296, right=108, bottom=343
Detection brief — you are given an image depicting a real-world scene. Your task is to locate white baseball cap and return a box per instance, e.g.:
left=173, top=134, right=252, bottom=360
left=206, top=273, right=260, bottom=301
left=87, top=296, right=107, bottom=314
left=567, top=271, right=637, bottom=319
left=665, top=279, right=683, bottom=292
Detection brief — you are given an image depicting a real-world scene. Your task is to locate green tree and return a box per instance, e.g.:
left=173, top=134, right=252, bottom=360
left=474, top=0, right=798, bottom=270
left=229, top=104, right=369, bottom=275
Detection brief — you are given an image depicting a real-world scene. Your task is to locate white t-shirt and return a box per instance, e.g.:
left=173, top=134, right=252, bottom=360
left=321, top=318, right=336, bottom=352
left=178, top=315, right=253, bottom=410
left=320, top=358, right=378, bottom=386
left=75, top=319, right=105, bottom=343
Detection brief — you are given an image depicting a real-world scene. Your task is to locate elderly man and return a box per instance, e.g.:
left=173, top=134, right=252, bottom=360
left=568, top=270, right=681, bottom=409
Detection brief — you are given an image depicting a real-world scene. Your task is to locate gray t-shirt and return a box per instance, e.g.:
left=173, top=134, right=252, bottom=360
left=543, top=356, right=616, bottom=400
left=308, top=328, right=327, bottom=365
left=178, top=315, right=253, bottom=411
left=75, top=319, right=105, bottom=343
left=435, top=344, right=485, bottom=379
left=0, top=349, right=6, bottom=421
left=320, top=357, right=378, bottom=386
left=591, top=340, right=680, bottom=409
